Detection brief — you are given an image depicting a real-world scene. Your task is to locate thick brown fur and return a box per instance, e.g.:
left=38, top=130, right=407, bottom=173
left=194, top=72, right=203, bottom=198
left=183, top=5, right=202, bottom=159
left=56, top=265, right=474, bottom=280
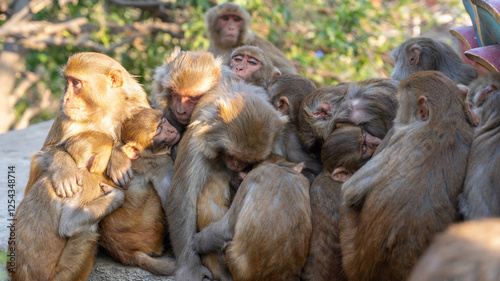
left=459, top=81, right=500, bottom=219
left=267, top=74, right=321, bottom=183
left=408, top=219, right=500, bottom=281
left=166, top=81, right=288, bottom=281
left=465, top=72, right=500, bottom=126
left=205, top=2, right=297, bottom=74
left=340, top=71, right=474, bottom=281
left=99, top=108, right=180, bottom=276
left=152, top=47, right=224, bottom=135
left=391, top=37, right=478, bottom=85
left=8, top=131, right=125, bottom=281
left=192, top=154, right=311, bottom=281
left=25, top=52, right=150, bottom=197
left=229, top=45, right=281, bottom=89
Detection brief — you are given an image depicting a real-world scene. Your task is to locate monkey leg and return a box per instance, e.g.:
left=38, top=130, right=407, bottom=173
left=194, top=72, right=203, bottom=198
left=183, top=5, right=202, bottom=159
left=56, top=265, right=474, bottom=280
left=59, top=185, right=125, bottom=237
left=134, top=251, right=176, bottom=276
left=50, top=232, right=99, bottom=281
left=197, top=173, right=232, bottom=281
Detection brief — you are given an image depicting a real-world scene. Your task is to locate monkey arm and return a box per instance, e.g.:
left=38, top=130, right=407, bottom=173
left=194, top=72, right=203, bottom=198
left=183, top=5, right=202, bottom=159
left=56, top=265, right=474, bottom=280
left=107, top=143, right=133, bottom=188
left=43, top=146, right=83, bottom=198
left=192, top=213, right=232, bottom=255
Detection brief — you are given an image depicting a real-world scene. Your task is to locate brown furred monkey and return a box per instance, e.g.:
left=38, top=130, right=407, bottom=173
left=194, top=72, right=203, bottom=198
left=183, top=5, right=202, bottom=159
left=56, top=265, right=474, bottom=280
left=25, top=52, right=150, bottom=197
left=301, top=124, right=381, bottom=281
left=391, top=37, right=478, bottom=85
left=152, top=47, right=224, bottom=137
left=99, top=108, right=180, bottom=276
left=8, top=131, right=125, bottom=281
left=192, top=154, right=311, bottom=281
left=340, top=71, right=474, bottom=281
left=167, top=81, right=288, bottom=281
left=205, top=2, right=297, bottom=74
left=267, top=74, right=321, bottom=183
left=407, top=218, right=500, bottom=281
left=229, top=45, right=281, bottom=89
left=459, top=79, right=500, bottom=220
left=465, top=72, right=500, bottom=126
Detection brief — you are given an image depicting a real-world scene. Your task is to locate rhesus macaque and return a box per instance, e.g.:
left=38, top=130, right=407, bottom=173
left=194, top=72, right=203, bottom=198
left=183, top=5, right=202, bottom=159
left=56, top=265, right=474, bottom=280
left=152, top=47, right=224, bottom=137
left=459, top=77, right=500, bottom=219
left=192, top=154, right=311, bottom=281
left=407, top=218, right=500, bottom=281
left=391, top=37, right=478, bottom=85
left=297, top=78, right=398, bottom=152
left=99, top=108, right=180, bottom=276
left=267, top=74, right=321, bottom=183
left=25, top=52, right=150, bottom=197
left=465, top=72, right=500, bottom=126
left=8, top=131, right=125, bottom=281
left=166, top=81, right=288, bottom=281
left=229, top=45, right=281, bottom=89
left=205, top=2, right=297, bottom=74
left=301, top=124, right=381, bottom=281
left=340, top=71, right=474, bottom=281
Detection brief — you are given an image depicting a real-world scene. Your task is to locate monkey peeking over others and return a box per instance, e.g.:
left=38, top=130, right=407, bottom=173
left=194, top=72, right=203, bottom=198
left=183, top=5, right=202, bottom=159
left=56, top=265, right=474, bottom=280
left=205, top=2, right=297, bottom=75
left=99, top=107, right=180, bottom=276
left=229, top=45, right=281, bottom=89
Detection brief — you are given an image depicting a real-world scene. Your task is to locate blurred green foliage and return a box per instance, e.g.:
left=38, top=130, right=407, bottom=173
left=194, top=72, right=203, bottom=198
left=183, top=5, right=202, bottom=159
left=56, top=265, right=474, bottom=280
left=3, top=0, right=467, bottom=126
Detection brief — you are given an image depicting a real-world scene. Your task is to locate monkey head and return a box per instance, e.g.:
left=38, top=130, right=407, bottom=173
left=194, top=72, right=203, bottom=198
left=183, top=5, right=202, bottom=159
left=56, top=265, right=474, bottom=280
left=121, top=108, right=180, bottom=159
left=61, top=52, right=149, bottom=125
left=152, top=48, right=223, bottom=127
left=205, top=3, right=251, bottom=49
left=229, top=45, right=281, bottom=89
left=191, top=81, right=288, bottom=172
left=466, top=72, right=500, bottom=126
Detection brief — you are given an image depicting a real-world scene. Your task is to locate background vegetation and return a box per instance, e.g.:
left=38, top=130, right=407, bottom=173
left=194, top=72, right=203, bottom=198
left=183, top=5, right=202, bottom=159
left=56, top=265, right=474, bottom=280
left=0, top=0, right=470, bottom=133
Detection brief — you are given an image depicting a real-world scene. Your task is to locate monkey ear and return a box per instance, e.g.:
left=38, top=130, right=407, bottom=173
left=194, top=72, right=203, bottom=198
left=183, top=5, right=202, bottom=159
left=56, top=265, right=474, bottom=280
left=467, top=102, right=480, bottom=126
left=277, top=97, right=290, bottom=115
left=331, top=167, right=352, bottom=182
left=312, top=102, right=331, bottom=120
left=293, top=162, right=305, bottom=173
left=409, top=45, right=421, bottom=66
left=109, top=69, right=124, bottom=88
left=417, top=96, right=429, bottom=121
left=477, top=84, right=499, bottom=105
left=121, top=143, right=141, bottom=160
left=271, top=67, right=281, bottom=81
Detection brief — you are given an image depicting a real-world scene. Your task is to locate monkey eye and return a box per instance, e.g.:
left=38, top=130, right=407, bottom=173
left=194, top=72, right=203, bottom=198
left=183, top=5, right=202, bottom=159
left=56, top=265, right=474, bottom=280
left=220, top=15, right=230, bottom=21
left=232, top=55, right=243, bottom=62
left=248, top=57, right=261, bottom=66
left=161, top=116, right=167, bottom=124
left=155, top=125, right=162, bottom=136
left=233, top=16, right=242, bottom=22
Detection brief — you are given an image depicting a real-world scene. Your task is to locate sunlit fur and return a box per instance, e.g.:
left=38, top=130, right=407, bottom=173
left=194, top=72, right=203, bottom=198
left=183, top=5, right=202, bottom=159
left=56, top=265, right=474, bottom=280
left=229, top=45, right=280, bottom=89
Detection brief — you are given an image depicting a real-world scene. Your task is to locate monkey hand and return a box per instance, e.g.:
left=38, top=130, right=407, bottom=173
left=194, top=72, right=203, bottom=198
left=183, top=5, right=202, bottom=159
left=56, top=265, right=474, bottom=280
left=175, top=263, right=213, bottom=281
left=107, top=145, right=133, bottom=188
left=49, top=151, right=83, bottom=198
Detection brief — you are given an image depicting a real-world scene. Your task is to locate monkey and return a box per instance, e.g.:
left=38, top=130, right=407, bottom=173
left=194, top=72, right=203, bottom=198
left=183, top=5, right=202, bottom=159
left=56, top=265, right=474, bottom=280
left=340, top=71, right=474, bottom=281
left=266, top=73, right=321, bottom=183
left=205, top=2, right=297, bottom=75
left=407, top=218, right=500, bottom=281
left=192, top=154, right=311, bottom=281
left=301, top=124, right=381, bottom=281
left=464, top=72, right=500, bottom=126
left=151, top=47, right=224, bottom=140
left=24, top=52, right=150, bottom=198
left=98, top=108, right=180, bottom=276
left=8, top=130, right=125, bottom=281
left=458, top=76, right=500, bottom=220
left=391, top=37, right=478, bottom=85
left=166, top=81, right=288, bottom=281
left=297, top=78, right=398, bottom=154
left=229, top=45, right=281, bottom=89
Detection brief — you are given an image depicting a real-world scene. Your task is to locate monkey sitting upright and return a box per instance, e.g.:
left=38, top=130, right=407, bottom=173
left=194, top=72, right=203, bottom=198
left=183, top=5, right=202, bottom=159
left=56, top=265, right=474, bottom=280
left=8, top=131, right=125, bottom=281
left=99, top=108, right=180, bottom=276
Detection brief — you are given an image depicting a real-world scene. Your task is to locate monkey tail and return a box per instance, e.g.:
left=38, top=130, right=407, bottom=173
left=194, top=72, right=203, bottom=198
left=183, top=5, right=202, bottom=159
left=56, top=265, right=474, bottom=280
left=134, top=251, right=176, bottom=276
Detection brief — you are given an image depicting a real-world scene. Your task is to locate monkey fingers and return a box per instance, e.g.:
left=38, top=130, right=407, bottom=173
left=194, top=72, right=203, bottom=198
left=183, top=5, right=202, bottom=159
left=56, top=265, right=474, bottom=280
left=49, top=150, right=83, bottom=198
left=107, top=145, right=134, bottom=188
left=176, top=263, right=214, bottom=281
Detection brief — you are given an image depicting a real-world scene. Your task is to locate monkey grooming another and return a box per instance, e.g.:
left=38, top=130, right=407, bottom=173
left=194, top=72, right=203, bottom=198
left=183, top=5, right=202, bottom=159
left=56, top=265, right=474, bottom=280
left=99, top=108, right=180, bottom=276
left=192, top=154, right=311, bottom=281
left=8, top=130, right=125, bottom=281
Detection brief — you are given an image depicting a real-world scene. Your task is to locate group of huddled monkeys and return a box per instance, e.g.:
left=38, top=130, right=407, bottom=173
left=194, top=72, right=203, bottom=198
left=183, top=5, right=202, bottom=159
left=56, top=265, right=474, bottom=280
left=7, top=2, right=500, bottom=281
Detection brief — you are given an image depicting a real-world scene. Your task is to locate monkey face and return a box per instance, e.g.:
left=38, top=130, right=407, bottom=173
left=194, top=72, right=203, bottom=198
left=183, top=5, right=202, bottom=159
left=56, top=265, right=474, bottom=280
left=218, top=14, right=243, bottom=44
left=171, top=92, right=202, bottom=125
left=153, top=116, right=180, bottom=154
left=231, top=52, right=263, bottom=80
left=62, top=76, right=89, bottom=121
left=222, top=154, right=249, bottom=172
